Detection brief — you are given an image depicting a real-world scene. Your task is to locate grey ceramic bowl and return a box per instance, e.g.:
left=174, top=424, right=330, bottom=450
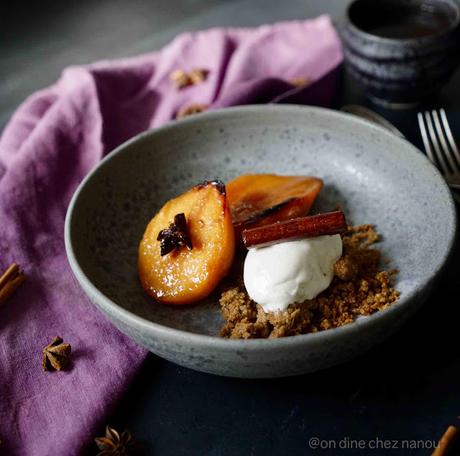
left=340, top=0, right=460, bottom=108
left=65, top=105, right=456, bottom=378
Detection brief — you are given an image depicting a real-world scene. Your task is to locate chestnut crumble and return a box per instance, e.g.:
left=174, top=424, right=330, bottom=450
left=219, top=224, right=400, bottom=339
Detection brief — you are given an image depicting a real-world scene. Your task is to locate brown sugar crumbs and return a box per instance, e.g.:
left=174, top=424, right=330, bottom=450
left=219, top=224, right=400, bottom=339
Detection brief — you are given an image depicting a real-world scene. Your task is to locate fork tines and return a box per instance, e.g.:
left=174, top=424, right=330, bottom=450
left=417, top=108, right=460, bottom=176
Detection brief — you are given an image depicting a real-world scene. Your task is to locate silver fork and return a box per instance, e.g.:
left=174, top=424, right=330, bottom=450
left=418, top=109, right=460, bottom=203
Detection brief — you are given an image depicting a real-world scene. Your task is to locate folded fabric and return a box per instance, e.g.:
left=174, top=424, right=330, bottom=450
left=0, top=16, right=342, bottom=455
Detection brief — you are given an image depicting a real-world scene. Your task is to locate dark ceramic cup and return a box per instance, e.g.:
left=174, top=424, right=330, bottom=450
left=340, top=0, right=460, bottom=108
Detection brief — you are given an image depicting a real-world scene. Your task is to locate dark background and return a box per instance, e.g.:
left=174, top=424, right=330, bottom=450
left=1, top=1, right=460, bottom=455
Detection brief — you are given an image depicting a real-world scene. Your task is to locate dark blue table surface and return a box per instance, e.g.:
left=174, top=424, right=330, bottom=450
left=2, top=1, right=459, bottom=455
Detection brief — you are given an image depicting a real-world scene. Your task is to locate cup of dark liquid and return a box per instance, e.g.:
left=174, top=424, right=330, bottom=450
left=340, top=0, right=460, bottom=108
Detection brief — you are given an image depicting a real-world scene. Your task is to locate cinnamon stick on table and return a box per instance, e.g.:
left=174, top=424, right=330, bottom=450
left=242, top=210, right=347, bottom=249
left=0, top=263, right=26, bottom=305
left=432, top=425, right=459, bottom=456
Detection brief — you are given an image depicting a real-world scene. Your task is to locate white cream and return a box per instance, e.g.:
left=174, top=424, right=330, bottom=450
left=243, top=235, right=342, bottom=313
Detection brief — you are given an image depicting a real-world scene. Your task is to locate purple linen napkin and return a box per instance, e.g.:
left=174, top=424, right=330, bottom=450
left=0, top=16, right=342, bottom=455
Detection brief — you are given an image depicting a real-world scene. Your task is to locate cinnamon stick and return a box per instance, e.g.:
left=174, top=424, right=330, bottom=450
left=432, top=425, right=459, bottom=456
left=242, top=210, right=347, bottom=249
left=0, top=263, right=26, bottom=305
left=0, top=263, right=19, bottom=290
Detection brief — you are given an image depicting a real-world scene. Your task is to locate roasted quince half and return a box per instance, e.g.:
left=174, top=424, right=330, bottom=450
left=138, top=181, right=235, bottom=305
left=226, top=174, right=323, bottom=236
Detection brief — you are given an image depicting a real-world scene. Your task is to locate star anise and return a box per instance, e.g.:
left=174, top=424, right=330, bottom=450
left=169, top=68, right=208, bottom=90
left=95, top=426, right=140, bottom=456
left=188, top=68, right=208, bottom=85
left=169, top=69, right=190, bottom=89
left=157, top=213, right=193, bottom=256
left=176, top=103, right=208, bottom=119
left=42, top=336, right=71, bottom=371
left=288, top=77, right=311, bottom=88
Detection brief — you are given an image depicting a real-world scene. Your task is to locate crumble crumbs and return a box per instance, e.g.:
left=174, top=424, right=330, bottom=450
left=219, top=224, right=400, bottom=339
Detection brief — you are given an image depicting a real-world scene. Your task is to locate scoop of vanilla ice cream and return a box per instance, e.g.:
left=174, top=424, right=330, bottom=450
left=243, top=234, right=342, bottom=313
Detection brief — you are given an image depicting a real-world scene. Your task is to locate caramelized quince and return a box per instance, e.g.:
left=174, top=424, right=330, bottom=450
left=138, top=181, right=235, bottom=305
left=226, top=174, right=323, bottom=236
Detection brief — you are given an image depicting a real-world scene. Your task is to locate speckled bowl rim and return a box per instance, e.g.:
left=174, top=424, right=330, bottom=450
left=65, top=105, right=457, bottom=351
left=345, top=0, right=460, bottom=44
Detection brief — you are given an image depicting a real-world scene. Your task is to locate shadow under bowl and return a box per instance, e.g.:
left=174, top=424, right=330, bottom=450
left=65, top=105, right=456, bottom=378
left=339, top=0, right=460, bottom=108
